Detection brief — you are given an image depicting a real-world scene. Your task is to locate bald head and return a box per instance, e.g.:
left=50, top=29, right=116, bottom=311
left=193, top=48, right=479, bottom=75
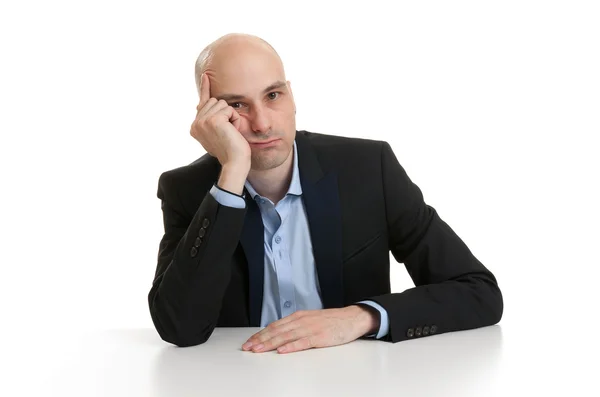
left=192, top=33, right=297, bottom=173
left=194, top=34, right=285, bottom=96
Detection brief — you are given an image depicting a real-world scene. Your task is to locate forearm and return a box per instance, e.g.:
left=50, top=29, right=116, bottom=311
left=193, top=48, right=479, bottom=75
left=369, top=271, right=502, bottom=342
left=377, top=210, right=503, bottom=342
left=392, top=207, right=503, bottom=341
left=149, top=191, right=247, bottom=346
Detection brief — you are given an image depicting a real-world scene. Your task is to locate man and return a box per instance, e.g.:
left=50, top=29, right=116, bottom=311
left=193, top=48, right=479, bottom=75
left=148, top=33, right=503, bottom=354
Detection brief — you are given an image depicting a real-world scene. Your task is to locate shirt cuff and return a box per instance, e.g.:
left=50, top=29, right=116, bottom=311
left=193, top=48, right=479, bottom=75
left=357, top=300, right=390, bottom=339
left=210, top=184, right=246, bottom=209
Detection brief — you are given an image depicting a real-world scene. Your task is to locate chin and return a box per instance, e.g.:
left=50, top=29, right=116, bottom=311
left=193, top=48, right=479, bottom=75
left=251, top=160, right=282, bottom=171
left=251, top=153, right=288, bottom=171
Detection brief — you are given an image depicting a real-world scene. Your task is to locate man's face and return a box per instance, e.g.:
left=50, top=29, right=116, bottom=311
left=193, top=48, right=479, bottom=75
left=205, top=44, right=296, bottom=172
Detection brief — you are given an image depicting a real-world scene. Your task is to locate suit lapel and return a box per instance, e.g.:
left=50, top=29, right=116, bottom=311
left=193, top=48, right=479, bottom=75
left=239, top=197, right=264, bottom=327
left=296, top=132, right=345, bottom=309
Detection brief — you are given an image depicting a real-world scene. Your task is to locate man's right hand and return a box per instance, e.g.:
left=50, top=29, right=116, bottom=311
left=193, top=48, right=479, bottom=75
left=191, top=73, right=251, bottom=195
left=191, top=73, right=251, bottom=169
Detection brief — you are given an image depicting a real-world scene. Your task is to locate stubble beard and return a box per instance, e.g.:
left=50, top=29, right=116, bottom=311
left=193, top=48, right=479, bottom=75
left=250, top=147, right=287, bottom=171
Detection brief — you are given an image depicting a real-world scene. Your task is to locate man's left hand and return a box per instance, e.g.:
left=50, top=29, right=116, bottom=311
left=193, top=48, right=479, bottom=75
left=241, top=305, right=379, bottom=354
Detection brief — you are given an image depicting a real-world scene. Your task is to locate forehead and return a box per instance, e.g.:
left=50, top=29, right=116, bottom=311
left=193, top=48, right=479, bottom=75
left=209, top=45, right=285, bottom=96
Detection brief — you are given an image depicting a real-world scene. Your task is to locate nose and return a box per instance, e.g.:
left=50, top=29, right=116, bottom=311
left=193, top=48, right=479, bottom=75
left=249, top=104, right=271, bottom=134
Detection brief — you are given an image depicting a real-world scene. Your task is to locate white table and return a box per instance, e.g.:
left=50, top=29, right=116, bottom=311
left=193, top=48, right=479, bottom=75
left=35, top=325, right=596, bottom=397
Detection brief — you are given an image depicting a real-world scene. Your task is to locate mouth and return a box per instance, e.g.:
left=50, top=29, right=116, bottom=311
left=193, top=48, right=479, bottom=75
left=250, top=139, right=281, bottom=148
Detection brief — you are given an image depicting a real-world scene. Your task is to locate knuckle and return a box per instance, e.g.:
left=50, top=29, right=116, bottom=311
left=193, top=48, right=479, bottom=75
left=207, top=116, right=218, bottom=129
left=196, top=119, right=207, bottom=131
left=281, top=330, right=292, bottom=341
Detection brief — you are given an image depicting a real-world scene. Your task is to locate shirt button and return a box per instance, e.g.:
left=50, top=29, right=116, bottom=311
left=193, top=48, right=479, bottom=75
left=275, top=236, right=282, bottom=244
left=284, top=301, right=291, bottom=308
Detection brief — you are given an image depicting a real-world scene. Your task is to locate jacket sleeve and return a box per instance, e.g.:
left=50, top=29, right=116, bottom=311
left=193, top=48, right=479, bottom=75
left=366, top=141, right=503, bottom=342
left=148, top=172, right=247, bottom=347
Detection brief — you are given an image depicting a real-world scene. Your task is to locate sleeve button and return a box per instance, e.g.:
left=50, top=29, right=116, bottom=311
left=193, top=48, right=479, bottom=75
left=202, top=218, right=210, bottom=228
left=190, top=247, right=198, bottom=257
left=406, top=328, right=414, bottom=338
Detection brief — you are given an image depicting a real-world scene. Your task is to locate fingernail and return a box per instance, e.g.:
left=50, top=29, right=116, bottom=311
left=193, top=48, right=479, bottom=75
left=277, top=346, right=286, bottom=353
left=242, top=342, right=253, bottom=350
left=252, top=344, right=264, bottom=352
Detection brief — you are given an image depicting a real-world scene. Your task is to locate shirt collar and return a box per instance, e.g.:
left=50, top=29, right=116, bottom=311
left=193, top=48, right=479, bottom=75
left=244, top=140, right=302, bottom=200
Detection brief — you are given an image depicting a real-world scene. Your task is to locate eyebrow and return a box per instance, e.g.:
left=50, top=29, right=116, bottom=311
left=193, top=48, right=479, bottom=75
left=216, top=80, right=287, bottom=102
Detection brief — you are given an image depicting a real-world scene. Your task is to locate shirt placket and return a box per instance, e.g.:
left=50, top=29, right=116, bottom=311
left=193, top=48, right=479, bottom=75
left=272, top=197, right=295, bottom=318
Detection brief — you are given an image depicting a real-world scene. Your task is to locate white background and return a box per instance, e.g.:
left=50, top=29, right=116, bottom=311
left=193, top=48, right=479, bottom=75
left=1, top=0, right=599, bottom=395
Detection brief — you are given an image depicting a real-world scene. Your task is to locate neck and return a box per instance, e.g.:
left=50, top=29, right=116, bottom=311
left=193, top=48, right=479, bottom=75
left=247, top=149, right=294, bottom=205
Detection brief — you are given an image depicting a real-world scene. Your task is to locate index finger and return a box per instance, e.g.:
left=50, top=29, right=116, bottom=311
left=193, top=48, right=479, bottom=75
left=198, top=72, right=211, bottom=109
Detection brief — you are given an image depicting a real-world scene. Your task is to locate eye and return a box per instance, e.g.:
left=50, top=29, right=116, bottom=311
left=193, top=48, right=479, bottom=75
left=230, top=102, right=243, bottom=109
left=267, top=92, right=280, bottom=100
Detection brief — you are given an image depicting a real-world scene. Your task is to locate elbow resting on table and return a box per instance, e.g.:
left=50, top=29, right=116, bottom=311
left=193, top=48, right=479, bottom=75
left=149, top=292, right=215, bottom=348
left=166, top=333, right=212, bottom=348
left=151, top=308, right=215, bottom=348
left=474, top=273, right=504, bottom=326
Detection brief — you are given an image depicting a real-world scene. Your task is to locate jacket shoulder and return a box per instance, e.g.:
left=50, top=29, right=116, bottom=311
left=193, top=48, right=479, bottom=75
left=299, top=130, right=385, bottom=147
left=298, top=130, right=387, bottom=167
left=156, top=153, right=221, bottom=207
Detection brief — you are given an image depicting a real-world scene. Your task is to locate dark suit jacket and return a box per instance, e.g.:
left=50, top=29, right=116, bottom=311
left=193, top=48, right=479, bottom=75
left=148, top=130, right=503, bottom=347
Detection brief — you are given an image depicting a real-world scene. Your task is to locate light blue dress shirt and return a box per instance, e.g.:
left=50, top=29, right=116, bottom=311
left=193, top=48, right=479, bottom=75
left=209, top=141, right=390, bottom=339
